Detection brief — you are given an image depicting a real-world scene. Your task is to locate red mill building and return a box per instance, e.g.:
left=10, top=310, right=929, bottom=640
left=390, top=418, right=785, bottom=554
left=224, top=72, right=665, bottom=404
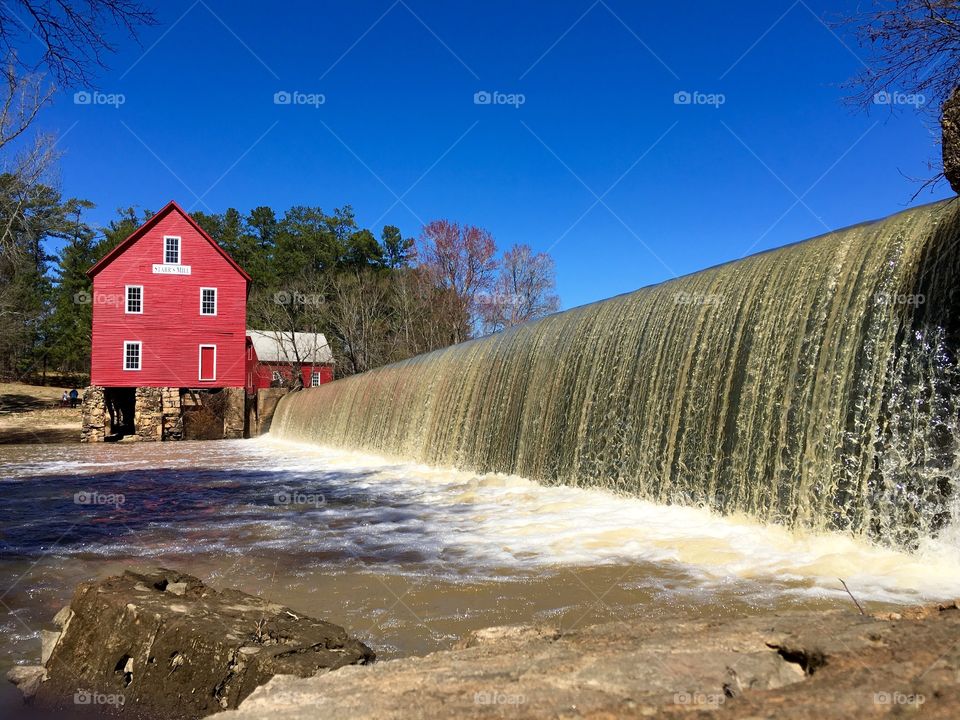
left=81, top=201, right=332, bottom=441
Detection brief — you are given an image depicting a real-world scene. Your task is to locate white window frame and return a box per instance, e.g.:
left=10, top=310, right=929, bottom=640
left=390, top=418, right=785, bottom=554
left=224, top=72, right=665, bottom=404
left=272, top=370, right=284, bottom=383
left=163, top=235, right=181, bottom=265
left=311, top=370, right=321, bottom=387
left=199, top=287, right=217, bottom=316
left=125, top=285, right=143, bottom=314
left=198, top=344, right=217, bottom=382
left=123, top=341, right=141, bottom=371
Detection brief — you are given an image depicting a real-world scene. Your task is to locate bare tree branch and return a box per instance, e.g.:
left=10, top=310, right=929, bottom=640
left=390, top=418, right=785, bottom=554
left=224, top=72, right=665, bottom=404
left=0, top=0, right=157, bottom=87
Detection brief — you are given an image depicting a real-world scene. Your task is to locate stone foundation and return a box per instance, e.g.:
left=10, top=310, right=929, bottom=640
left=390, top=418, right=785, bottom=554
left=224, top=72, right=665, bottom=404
left=134, top=387, right=163, bottom=441
left=223, top=387, right=246, bottom=439
left=80, top=386, right=107, bottom=443
left=80, top=386, right=249, bottom=442
left=161, top=387, right=182, bottom=441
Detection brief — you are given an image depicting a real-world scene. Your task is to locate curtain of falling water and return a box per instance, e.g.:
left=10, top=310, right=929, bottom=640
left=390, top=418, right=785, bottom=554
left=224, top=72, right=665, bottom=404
left=271, top=200, right=960, bottom=544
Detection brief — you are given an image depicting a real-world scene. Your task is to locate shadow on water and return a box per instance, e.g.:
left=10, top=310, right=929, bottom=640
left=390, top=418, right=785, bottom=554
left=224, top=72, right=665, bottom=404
left=0, top=466, right=480, bottom=566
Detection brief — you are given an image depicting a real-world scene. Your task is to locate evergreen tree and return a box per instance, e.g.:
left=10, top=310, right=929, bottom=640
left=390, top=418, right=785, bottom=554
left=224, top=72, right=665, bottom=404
left=0, top=174, right=93, bottom=378
left=48, top=200, right=97, bottom=375
left=381, top=225, right=415, bottom=268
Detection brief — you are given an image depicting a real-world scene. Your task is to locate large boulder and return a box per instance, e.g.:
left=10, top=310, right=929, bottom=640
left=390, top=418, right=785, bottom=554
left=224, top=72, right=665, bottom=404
left=9, top=568, right=374, bottom=719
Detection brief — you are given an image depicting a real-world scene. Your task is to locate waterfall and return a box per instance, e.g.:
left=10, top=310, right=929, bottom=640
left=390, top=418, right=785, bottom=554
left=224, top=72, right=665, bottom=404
left=271, top=200, right=960, bottom=545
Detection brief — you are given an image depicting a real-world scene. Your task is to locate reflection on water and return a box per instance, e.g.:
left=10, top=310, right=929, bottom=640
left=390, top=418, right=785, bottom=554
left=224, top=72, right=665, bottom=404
left=2, top=437, right=959, bottom=702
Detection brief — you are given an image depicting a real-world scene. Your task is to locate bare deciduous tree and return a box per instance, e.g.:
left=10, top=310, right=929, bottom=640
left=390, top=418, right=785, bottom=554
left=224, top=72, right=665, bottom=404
left=0, top=0, right=157, bottom=86
left=248, top=274, right=329, bottom=388
left=842, top=1, right=960, bottom=191
left=418, top=220, right=498, bottom=344
left=323, top=269, right=392, bottom=376
left=0, top=63, right=52, bottom=152
left=480, top=244, right=560, bottom=335
left=843, top=1, right=960, bottom=113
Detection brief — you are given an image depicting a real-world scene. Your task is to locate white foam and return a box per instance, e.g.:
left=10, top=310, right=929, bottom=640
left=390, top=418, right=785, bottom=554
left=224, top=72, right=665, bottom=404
left=255, top=437, right=960, bottom=604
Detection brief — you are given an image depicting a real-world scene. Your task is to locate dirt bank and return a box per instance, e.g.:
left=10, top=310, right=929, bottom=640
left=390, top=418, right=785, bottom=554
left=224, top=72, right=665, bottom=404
left=0, top=383, right=81, bottom=444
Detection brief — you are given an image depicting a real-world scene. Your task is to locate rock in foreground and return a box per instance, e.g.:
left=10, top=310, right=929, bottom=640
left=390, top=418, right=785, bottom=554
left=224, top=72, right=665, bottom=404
left=215, top=603, right=960, bottom=720
left=17, top=568, right=374, bottom=719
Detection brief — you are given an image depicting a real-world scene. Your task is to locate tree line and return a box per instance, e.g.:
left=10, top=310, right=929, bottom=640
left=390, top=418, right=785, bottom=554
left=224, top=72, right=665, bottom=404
left=0, top=184, right=560, bottom=382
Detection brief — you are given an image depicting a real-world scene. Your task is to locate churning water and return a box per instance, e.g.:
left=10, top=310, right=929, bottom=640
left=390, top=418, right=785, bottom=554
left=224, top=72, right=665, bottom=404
left=2, top=438, right=960, bottom=685
left=273, top=200, right=960, bottom=546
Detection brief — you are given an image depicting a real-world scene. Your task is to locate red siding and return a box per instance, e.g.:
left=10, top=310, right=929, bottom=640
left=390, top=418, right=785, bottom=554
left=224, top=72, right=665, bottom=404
left=244, top=342, right=333, bottom=393
left=90, top=207, right=248, bottom=388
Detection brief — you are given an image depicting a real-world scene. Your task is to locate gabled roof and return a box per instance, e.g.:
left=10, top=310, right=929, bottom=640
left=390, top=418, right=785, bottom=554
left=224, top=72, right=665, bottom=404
left=86, top=199, right=252, bottom=282
left=247, top=329, right=334, bottom=365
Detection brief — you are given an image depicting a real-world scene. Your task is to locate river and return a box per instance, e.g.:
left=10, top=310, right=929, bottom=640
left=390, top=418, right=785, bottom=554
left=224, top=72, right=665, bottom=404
left=2, top=437, right=960, bottom=711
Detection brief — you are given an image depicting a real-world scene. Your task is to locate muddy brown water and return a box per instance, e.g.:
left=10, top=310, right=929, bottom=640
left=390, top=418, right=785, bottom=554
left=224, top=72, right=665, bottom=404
left=2, top=438, right=959, bottom=714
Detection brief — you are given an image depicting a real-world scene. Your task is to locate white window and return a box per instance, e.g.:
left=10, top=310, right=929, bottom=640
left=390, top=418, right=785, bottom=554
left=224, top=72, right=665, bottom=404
left=311, top=370, right=321, bottom=387
left=124, top=341, right=141, bottom=371
left=125, top=285, right=143, bottom=314
left=164, top=235, right=181, bottom=264
left=272, top=370, right=283, bottom=383
left=200, top=287, right=217, bottom=315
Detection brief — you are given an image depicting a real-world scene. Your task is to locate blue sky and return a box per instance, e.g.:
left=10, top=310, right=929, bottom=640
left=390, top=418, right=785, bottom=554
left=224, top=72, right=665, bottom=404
left=27, top=0, right=948, bottom=309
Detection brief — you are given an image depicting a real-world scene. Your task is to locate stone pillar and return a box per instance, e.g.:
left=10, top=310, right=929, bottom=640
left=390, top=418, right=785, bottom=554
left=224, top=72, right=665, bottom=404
left=80, top=386, right=106, bottom=443
left=222, top=387, right=246, bottom=439
left=134, top=387, right=163, bottom=441
left=161, top=388, right=182, bottom=441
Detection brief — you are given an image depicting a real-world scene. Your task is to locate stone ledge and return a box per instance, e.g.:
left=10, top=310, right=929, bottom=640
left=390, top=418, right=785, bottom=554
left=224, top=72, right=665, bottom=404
left=214, top=603, right=960, bottom=720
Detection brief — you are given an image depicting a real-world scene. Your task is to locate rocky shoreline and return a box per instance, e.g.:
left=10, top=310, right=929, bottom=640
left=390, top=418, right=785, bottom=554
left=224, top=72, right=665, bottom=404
left=8, top=569, right=960, bottom=719
left=216, top=602, right=960, bottom=719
